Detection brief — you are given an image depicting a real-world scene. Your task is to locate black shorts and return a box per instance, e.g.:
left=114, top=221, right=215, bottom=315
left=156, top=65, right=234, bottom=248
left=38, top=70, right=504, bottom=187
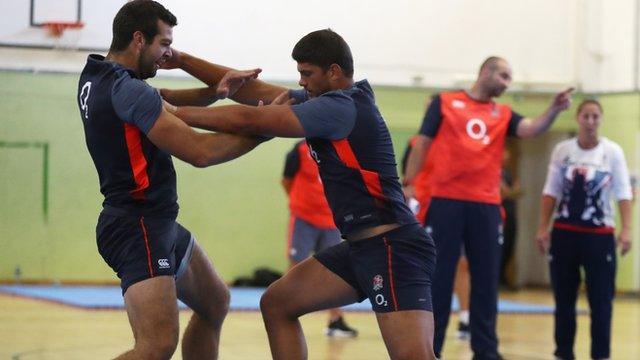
left=314, top=224, right=436, bottom=313
left=96, top=213, right=194, bottom=294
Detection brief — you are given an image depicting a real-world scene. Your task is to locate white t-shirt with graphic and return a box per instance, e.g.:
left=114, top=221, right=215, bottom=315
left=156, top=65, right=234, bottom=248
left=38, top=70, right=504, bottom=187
left=543, top=137, right=632, bottom=229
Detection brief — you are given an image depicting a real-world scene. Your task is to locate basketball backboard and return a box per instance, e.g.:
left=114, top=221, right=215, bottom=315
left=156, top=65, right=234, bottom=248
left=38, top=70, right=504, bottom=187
left=0, top=0, right=122, bottom=51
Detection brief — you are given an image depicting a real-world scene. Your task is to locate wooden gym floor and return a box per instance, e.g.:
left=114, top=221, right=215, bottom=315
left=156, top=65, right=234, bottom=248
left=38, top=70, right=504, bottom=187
left=1, top=289, right=638, bottom=359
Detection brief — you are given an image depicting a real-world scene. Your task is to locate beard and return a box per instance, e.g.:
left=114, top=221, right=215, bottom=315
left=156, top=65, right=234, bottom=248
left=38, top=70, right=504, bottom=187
left=137, top=52, right=158, bottom=79
left=491, top=85, right=507, bottom=98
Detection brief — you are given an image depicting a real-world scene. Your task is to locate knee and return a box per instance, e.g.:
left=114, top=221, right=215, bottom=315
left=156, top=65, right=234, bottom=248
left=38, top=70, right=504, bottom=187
left=135, top=331, right=179, bottom=360
left=215, top=285, right=231, bottom=315
left=151, top=340, right=178, bottom=360
left=200, top=286, right=230, bottom=326
left=259, top=286, right=279, bottom=317
left=260, top=284, right=293, bottom=319
left=214, top=286, right=231, bottom=321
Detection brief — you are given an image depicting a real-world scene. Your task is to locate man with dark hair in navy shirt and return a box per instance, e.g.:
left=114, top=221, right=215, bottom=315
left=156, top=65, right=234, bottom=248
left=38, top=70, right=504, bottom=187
left=168, top=29, right=438, bottom=360
left=77, top=1, right=266, bottom=359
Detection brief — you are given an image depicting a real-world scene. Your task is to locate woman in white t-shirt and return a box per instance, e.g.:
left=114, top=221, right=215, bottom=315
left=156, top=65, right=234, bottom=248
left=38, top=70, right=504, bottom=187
left=536, top=99, right=633, bottom=360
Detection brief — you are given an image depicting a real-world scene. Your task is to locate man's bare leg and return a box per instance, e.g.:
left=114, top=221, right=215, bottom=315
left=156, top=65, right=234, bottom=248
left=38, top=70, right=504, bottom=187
left=115, top=276, right=179, bottom=360
left=377, top=310, right=436, bottom=360
left=261, top=257, right=360, bottom=360
left=289, top=260, right=355, bottom=336
left=176, top=242, right=230, bottom=360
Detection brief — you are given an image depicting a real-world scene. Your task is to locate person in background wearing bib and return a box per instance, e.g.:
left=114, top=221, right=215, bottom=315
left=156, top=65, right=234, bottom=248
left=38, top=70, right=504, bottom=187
left=536, top=99, right=633, bottom=360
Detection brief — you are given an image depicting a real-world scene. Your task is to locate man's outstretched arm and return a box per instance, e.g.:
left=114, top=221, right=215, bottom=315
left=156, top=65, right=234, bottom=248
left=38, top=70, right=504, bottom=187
left=162, top=50, right=288, bottom=106
left=516, top=87, right=574, bottom=138
left=159, top=87, right=219, bottom=107
left=147, top=107, right=268, bottom=168
left=175, top=103, right=306, bottom=138
left=159, top=68, right=262, bottom=106
left=174, top=92, right=356, bottom=140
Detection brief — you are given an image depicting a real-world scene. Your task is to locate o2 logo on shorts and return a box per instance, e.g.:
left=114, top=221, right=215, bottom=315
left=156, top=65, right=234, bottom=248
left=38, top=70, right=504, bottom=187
left=79, top=81, right=92, bottom=119
left=375, top=294, right=388, bottom=307
left=466, top=118, right=490, bottom=145
left=158, top=259, right=170, bottom=269
left=372, top=275, right=384, bottom=291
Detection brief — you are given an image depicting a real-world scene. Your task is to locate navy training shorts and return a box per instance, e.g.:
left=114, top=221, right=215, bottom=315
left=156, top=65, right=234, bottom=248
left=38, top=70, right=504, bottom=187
left=96, top=212, right=194, bottom=294
left=314, top=223, right=436, bottom=313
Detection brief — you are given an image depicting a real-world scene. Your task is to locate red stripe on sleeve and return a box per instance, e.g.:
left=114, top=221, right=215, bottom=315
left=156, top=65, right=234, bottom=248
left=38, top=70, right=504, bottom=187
left=124, top=124, right=150, bottom=200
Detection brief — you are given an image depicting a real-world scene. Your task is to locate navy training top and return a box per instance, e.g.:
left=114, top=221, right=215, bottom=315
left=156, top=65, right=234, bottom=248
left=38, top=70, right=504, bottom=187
left=77, top=54, right=178, bottom=218
left=289, top=80, right=418, bottom=237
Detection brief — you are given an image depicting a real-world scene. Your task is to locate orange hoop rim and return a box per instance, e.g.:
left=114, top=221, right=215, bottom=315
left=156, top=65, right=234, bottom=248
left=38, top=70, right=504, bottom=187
left=42, top=21, right=84, bottom=38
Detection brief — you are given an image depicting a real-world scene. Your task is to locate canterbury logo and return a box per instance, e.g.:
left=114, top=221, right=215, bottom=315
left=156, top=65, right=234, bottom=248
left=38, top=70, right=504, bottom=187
left=158, top=259, right=170, bottom=269
left=452, top=99, right=465, bottom=108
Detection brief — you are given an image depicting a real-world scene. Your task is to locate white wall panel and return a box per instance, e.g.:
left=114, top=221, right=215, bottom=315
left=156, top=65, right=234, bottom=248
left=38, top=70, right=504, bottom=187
left=0, top=0, right=637, bottom=91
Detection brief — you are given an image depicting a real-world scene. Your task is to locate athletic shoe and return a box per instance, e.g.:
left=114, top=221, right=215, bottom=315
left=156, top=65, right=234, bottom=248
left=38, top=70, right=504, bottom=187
left=457, top=321, right=470, bottom=340
left=325, top=316, right=358, bottom=337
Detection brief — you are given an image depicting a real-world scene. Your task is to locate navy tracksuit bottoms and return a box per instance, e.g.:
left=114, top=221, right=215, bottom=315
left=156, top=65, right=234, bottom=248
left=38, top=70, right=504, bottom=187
left=426, top=197, right=503, bottom=360
left=549, top=228, right=616, bottom=360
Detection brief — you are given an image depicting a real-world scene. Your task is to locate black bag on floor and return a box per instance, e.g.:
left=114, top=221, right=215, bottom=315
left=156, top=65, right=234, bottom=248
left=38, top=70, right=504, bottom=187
left=232, top=267, right=282, bottom=287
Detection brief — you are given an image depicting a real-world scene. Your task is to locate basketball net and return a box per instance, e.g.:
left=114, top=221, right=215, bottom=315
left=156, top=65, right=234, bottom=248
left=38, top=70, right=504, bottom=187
left=43, top=22, right=84, bottom=50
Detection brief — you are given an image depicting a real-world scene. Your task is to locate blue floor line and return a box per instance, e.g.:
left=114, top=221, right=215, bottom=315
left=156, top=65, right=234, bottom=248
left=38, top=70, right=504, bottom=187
left=0, top=285, right=558, bottom=313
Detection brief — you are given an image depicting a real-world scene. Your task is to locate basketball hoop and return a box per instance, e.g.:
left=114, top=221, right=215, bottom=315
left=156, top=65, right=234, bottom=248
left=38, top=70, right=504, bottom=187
left=41, top=21, right=84, bottom=50
left=42, top=21, right=84, bottom=38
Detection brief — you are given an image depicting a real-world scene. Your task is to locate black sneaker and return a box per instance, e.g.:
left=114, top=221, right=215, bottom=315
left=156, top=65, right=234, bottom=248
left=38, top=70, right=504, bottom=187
left=325, top=316, right=358, bottom=338
left=457, top=321, right=470, bottom=340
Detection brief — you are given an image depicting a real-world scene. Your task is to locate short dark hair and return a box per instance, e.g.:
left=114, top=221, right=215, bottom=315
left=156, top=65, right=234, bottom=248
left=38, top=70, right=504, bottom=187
left=577, top=99, right=603, bottom=114
left=110, top=0, right=177, bottom=52
left=479, top=56, right=506, bottom=74
left=292, top=29, right=354, bottom=77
